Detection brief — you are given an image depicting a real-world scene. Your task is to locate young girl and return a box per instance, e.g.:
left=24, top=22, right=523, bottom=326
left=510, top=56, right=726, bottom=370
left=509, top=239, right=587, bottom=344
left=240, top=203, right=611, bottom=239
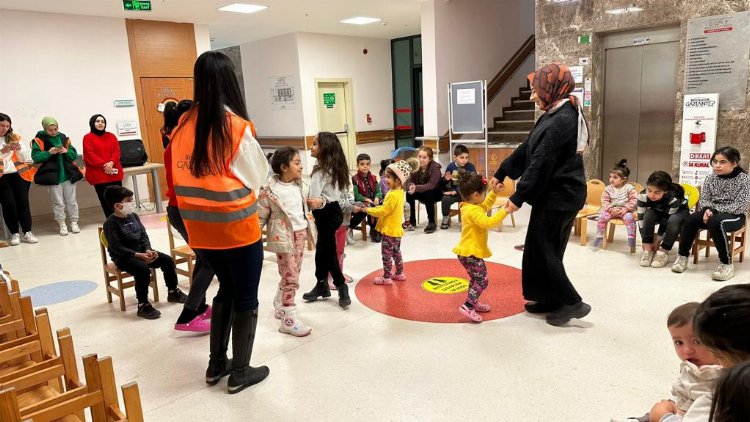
left=328, top=190, right=356, bottom=289
left=709, top=361, right=750, bottom=422
left=365, top=160, right=414, bottom=285
left=32, top=117, right=83, bottom=236
left=453, top=172, right=507, bottom=322
left=0, top=113, right=37, bottom=245
left=672, top=147, right=750, bottom=281
left=379, top=158, right=394, bottom=196
left=636, top=171, right=688, bottom=268
left=405, top=146, right=442, bottom=233
left=594, top=159, right=637, bottom=249
left=651, top=284, right=750, bottom=422
left=302, top=132, right=352, bottom=308
left=258, top=147, right=315, bottom=337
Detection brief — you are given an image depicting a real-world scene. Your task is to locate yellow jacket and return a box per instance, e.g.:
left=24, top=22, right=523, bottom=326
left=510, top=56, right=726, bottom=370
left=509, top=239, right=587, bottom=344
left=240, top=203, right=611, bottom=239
left=452, top=191, right=507, bottom=258
left=365, top=188, right=405, bottom=238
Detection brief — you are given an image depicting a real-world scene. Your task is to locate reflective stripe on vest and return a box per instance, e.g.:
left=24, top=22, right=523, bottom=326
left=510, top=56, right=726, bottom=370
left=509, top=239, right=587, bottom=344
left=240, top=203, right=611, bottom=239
left=173, top=185, right=251, bottom=202
left=179, top=201, right=257, bottom=223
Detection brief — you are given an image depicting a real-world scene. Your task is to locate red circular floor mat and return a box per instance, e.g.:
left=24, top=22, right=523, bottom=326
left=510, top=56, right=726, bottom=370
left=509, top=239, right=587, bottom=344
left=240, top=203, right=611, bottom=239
left=355, top=259, right=524, bottom=323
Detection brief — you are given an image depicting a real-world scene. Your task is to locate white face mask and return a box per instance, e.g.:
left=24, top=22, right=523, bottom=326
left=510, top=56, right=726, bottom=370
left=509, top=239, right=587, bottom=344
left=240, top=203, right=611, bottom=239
left=119, top=201, right=136, bottom=215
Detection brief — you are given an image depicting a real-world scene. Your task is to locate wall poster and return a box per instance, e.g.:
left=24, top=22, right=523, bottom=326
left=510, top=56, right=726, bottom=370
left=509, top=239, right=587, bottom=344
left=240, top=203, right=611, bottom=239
left=679, top=93, right=719, bottom=186
left=269, top=75, right=297, bottom=110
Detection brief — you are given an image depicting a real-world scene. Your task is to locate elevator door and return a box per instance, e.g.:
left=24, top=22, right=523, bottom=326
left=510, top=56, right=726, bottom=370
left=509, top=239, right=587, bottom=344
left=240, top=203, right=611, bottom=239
left=602, top=31, right=679, bottom=184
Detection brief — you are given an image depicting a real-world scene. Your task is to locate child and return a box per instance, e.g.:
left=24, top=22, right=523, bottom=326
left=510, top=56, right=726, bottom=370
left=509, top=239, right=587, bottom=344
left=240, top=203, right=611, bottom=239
left=672, top=147, right=750, bottom=281
left=349, top=153, right=383, bottom=243
left=102, top=185, right=187, bottom=319
left=31, top=117, right=83, bottom=236
left=709, top=361, right=750, bottom=422
left=613, top=302, right=722, bottom=422
left=453, top=172, right=507, bottom=322
left=258, top=147, right=315, bottom=337
left=379, top=158, right=394, bottom=196
left=302, top=132, right=352, bottom=308
left=594, top=159, right=637, bottom=248
left=405, top=146, right=442, bottom=233
left=440, top=144, right=477, bottom=229
left=651, top=284, right=750, bottom=422
left=637, top=171, right=688, bottom=268
left=365, top=160, right=414, bottom=285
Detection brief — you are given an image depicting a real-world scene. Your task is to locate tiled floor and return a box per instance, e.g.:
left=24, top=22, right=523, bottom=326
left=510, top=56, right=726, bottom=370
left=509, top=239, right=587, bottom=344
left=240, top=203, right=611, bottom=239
left=1, top=204, right=742, bottom=420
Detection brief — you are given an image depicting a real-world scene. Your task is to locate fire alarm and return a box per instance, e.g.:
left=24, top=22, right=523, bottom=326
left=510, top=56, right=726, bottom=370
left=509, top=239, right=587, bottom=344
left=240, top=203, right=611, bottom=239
left=362, top=48, right=368, bottom=55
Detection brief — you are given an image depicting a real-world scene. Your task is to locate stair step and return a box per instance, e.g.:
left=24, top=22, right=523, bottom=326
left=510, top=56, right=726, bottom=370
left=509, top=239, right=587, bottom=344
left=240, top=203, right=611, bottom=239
left=519, top=89, right=531, bottom=100
left=502, top=110, right=535, bottom=121
left=511, top=100, right=535, bottom=110
left=488, top=131, right=529, bottom=143
left=493, top=120, right=535, bottom=131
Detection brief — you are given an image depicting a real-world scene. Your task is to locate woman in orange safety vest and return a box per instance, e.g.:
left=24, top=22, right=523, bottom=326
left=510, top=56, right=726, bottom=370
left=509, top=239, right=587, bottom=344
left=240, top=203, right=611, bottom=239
left=0, top=113, right=38, bottom=245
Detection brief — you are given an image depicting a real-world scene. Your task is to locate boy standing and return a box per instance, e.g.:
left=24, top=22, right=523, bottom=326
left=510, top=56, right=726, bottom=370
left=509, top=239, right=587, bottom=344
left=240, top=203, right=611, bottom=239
left=103, top=186, right=187, bottom=319
left=440, top=144, right=477, bottom=229
left=349, top=153, right=383, bottom=243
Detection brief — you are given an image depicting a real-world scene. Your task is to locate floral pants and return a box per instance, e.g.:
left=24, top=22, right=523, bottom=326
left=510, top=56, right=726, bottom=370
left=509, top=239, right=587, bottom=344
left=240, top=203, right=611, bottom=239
left=458, top=255, right=488, bottom=306
left=276, top=230, right=307, bottom=307
left=381, top=234, right=403, bottom=279
left=597, top=210, right=636, bottom=239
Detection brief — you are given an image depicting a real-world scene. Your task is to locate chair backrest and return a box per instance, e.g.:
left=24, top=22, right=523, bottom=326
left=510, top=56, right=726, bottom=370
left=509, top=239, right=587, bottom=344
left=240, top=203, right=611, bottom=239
left=631, top=182, right=644, bottom=193
left=98, top=227, right=110, bottom=269
left=680, top=183, right=700, bottom=210
left=586, top=179, right=606, bottom=206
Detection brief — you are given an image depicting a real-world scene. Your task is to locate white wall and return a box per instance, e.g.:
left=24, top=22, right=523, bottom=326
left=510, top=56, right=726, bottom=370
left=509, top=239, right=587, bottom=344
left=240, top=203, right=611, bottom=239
left=296, top=32, right=393, bottom=136
left=421, top=0, right=536, bottom=136
left=194, top=24, right=212, bottom=55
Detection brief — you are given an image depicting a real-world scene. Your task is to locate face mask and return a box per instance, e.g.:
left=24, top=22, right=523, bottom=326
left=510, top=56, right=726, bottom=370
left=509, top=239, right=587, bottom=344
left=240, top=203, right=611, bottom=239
left=120, top=201, right=136, bottom=215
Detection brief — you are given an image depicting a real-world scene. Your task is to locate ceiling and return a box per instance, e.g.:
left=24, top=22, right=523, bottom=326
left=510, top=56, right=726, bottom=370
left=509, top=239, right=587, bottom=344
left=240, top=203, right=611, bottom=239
left=0, top=0, right=424, bottom=48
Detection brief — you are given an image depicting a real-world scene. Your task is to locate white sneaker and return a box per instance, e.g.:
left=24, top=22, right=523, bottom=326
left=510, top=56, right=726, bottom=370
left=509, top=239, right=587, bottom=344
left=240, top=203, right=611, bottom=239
left=70, top=221, right=80, bottom=234
left=58, top=222, right=69, bottom=236
left=671, top=255, right=688, bottom=273
left=639, top=251, right=654, bottom=267
left=9, top=233, right=20, bottom=246
left=346, top=228, right=355, bottom=245
left=22, top=232, right=38, bottom=244
left=650, top=250, right=669, bottom=268
left=278, top=307, right=312, bottom=337
left=711, top=264, right=735, bottom=281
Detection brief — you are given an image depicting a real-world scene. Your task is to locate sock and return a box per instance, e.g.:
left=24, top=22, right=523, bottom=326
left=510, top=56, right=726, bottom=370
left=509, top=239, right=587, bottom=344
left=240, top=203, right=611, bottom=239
left=176, top=308, right=200, bottom=324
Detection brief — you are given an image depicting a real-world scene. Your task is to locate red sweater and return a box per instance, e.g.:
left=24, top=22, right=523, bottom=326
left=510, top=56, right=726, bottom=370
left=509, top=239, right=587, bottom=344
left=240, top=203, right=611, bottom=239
left=83, top=132, right=124, bottom=185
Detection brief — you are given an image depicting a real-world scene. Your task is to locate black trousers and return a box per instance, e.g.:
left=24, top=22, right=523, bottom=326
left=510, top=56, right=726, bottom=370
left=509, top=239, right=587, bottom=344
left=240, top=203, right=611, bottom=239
left=348, top=211, right=376, bottom=230
left=94, top=181, right=122, bottom=218
left=0, top=173, right=32, bottom=234
left=638, top=208, right=688, bottom=251
left=406, top=189, right=442, bottom=225
left=114, top=252, right=178, bottom=303
left=167, top=206, right=215, bottom=311
left=201, top=240, right=263, bottom=312
left=522, top=208, right=582, bottom=306
left=441, top=194, right=462, bottom=216
left=313, top=201, right=345, bottom=286
left=678, top=211, right=746, bottom=264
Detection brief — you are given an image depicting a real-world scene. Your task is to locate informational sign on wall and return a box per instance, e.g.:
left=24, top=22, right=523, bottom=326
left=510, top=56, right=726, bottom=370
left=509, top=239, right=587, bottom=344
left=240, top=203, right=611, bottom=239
left=116, top=121, right=138, bottom=137
left=685, top=11, right=750, bottom=109
left=269, top=75, right=296, bottom=111
left=679, top=93, right=719, bottom=186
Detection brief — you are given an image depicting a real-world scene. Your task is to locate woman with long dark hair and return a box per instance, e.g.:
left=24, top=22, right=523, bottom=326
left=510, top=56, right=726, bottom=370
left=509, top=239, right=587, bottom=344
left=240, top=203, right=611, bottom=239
left=83, top=114, right=124, bottom=217
left=170, top=51, right=269, bottom=394
left=491, top=63, right=590, bottom=326
left=0, top=113, right=37, bottom=245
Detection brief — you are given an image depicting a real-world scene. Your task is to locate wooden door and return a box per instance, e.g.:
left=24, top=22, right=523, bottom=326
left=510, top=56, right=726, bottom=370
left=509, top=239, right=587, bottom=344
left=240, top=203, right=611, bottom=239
left=139, top=77, right=193, bottom=201
left=316, top=82, right=356, bottom=170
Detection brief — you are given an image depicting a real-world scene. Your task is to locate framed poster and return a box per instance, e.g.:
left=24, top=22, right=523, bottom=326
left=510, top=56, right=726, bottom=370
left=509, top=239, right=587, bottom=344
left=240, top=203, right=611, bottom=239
left=679, top=93, right=719, bottom=186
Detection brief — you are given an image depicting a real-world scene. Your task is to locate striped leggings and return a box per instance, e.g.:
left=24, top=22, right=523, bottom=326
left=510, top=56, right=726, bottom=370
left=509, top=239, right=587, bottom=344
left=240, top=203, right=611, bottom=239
left=677, top=211, right=746, bottom=264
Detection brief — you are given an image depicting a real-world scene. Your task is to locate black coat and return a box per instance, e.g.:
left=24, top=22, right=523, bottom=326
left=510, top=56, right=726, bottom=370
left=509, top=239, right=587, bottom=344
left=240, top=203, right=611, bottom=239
left=493, top=102, right=586, bottom=211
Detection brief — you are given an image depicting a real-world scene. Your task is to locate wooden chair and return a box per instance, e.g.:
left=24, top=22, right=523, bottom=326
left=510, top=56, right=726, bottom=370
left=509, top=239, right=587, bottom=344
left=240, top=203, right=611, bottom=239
left=691, top=224, right=747, bottom=265
left=98, top=227, right=159, bottom=312
left=167, top=220, right=196, bottom=286
left=490, top=177, right=517, bottom=232
left=448, top=202, right=462, bottom=225
left=359, top=219, right=368, bottom=241
left=574, top=179, right=605, bottom=245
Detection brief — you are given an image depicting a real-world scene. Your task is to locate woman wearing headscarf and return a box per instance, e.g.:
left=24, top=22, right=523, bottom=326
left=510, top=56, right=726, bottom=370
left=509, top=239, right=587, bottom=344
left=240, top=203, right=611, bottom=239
left=83, top=114, right=123, bottom=217
left=490, top=63, right=590, bottom=326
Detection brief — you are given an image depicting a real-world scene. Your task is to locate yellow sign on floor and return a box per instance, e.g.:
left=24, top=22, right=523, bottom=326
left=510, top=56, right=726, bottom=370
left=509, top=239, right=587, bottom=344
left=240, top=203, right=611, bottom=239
left=421, top=277, right=469, bottom=294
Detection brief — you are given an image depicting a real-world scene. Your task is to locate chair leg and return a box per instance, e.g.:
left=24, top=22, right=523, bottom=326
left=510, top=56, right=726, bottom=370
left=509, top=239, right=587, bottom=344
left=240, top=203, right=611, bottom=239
left=740, top=229, right=746, bottom=262
left=510, top=213, right=516, bottom=228
left=693, top=241, right=699, bottom=265
left=607, top=223, right=616, bottom=243
left=151, top=269, right=160, bottom=303
left=105, top=276, right=113, bottom=304
left=602, top=224, right=609, bottom=250
left=579, top=218, right=587, bottom=246
left=188, top=258, right=194, bottom=287
left=574, top=218, right=581, bottom=236
left=361, top=220, right=367, bottom=241
left=116, top=275, right=126, bottom=312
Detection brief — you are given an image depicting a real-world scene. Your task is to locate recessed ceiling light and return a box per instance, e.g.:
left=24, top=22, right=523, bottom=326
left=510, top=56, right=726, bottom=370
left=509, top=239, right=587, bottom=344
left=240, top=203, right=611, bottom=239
left=340, top=17, right=381, bottom=25
left=218, top=3, right=268, bottom=14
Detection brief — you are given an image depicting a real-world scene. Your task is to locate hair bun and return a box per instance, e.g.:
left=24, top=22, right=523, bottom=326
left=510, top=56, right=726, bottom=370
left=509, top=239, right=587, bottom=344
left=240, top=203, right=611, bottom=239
left=617, top=159, right=628, bottom=168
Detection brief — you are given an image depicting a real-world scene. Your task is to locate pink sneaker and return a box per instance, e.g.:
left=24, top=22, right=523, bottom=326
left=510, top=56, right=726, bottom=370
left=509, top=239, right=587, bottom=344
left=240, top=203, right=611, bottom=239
left=474, top=302, right=491, bottom=313
left=175, top=315, right=211, bottom=332
left=392, top=273, right=407, bottom=281
left=373, top=277, right=393, bottom=286
left=199, top=305, right=212, bottom=320
left=459, top=304, right=483, bottom=322
left=328, top=274, right=353, bottom=290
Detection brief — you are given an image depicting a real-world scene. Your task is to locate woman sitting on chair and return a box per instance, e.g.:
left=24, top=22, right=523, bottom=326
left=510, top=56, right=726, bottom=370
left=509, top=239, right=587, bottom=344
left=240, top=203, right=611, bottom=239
left=671, top=146, right=750, bottom=281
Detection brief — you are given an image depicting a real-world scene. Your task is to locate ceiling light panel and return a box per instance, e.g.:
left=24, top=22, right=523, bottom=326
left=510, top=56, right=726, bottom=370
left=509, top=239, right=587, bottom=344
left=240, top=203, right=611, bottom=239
left=218, top=3, right=268, bottom=14
left=340, top=17, right=382, bottom=25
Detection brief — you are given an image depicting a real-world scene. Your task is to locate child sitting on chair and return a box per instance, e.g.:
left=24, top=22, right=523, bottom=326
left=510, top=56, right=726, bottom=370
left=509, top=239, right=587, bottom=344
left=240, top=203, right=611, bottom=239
left=594, top=159, right=637, bottom=249
left=103, top=185, right=187, bottom=320
left=348, top=153, right=383, bottom=243
left=440, top=144, right=477, bottom=229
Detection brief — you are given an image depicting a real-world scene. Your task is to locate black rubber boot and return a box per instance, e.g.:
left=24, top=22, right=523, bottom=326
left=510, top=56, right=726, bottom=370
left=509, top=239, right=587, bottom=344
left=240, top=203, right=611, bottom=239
left=337, top=282, right=351, bottom=308
left=205, top=299, right=233, bottom=385
left=302, top=280, right=331, bottom=301
left=227, top=308, right=270, bottom=394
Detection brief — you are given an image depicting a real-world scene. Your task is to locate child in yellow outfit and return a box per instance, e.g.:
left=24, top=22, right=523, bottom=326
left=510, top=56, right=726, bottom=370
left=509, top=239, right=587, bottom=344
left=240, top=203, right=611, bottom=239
left=365, top=160, right=415, bottom=285
left=453, top=172, right=507, bottom=322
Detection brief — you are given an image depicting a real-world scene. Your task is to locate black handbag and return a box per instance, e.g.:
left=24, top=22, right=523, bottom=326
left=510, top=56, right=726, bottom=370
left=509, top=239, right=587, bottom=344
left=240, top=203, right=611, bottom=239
left=119, top=139, right=148, bottom=167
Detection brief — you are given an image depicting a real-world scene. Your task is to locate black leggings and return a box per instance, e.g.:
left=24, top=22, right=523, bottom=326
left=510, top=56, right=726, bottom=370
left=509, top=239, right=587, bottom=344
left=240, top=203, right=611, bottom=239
left=638, top=209, right=688, bottom=251
left=406, top=189, right=442, bottom=225
left=313, top=201, right=345, bottom=286
left=678, top=211, right=746, bottom=264
left=94, top=181, right=122, bottom=218
left=167, top=206, right=215, bottom=311
left=201, top=240, right=263, bottom=312
left=0, top=173, right=32, bottom=234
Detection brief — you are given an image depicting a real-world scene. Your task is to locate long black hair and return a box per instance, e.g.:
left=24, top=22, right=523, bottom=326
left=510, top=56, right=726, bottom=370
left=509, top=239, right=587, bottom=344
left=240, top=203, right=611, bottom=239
left=646, top=171, right=684, bottom=200
left=312, top=132, right=350, bottom=190
left=695, top=284, right=750, bottom=366
left=709, top=361, right=750, bottom=422
left=712, top=146, right=746, bottom=174
left=162, top=100, right=193, bottom=148
left=186, top=51, right=248, bottom=177
left=0, top=113, right=17, bottom=143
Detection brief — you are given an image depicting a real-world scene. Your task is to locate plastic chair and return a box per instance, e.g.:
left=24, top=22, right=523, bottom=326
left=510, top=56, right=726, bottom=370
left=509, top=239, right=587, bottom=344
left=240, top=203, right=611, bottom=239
left=680, top=183, right=700, bottom=210
left=574, top=179, right=605, bottom=245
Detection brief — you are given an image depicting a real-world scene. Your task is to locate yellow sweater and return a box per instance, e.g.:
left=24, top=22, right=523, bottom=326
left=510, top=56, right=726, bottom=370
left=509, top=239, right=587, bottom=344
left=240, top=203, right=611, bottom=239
left=452, top=191, right=507, bottom=259
left=366, top=189, right=405, bottom=238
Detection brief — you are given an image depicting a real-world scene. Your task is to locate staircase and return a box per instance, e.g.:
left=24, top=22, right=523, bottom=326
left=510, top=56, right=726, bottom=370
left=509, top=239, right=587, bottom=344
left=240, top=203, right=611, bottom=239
left=488, top=83, right=535, bottom=144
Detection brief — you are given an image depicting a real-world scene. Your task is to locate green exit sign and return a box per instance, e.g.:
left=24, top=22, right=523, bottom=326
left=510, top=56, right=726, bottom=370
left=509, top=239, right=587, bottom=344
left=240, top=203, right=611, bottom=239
left=123, top=0, right=152, bottom=11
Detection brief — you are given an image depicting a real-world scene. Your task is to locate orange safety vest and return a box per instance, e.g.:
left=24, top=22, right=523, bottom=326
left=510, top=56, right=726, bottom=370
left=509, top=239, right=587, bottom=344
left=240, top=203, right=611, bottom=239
left=170, top=111, right=261, bottom=250
left=0, top=141, right=37, bottom=182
